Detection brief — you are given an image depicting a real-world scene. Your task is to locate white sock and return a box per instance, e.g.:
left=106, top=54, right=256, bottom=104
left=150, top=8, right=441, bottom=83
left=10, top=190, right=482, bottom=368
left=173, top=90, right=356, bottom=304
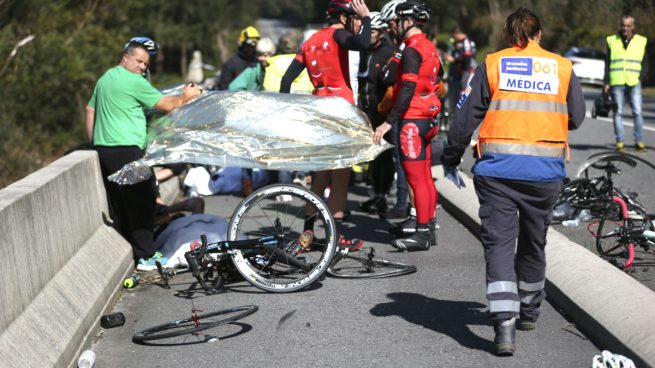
left=410, top=207, right=417, bottom=217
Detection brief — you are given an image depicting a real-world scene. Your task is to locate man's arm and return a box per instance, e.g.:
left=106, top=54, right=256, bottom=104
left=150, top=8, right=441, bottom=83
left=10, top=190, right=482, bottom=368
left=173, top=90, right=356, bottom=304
left=154, top=83, right=202, bottom=113
left=85, top=105, right=95, bottom=143
left=567, top=72, right=586, bottom=130
left=603, top=42, right=611, bottom=93
left=280, top=58, right=305, bottom=93
left=441, top=62, right=490, bottom=167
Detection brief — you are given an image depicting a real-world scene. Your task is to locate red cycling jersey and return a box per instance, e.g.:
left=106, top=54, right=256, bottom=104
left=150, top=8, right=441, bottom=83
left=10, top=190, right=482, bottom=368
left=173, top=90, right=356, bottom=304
left=296, top=27, right=354, bottom=104
left=393, top=33, right=441, bottom=119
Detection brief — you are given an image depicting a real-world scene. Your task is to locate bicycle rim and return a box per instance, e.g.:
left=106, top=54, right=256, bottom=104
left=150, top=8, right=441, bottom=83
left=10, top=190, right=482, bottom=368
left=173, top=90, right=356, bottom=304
left=596, top=204, right=653, bottom=258
left=228, top=184, right=337, bottom=292
left=132, top=305, right=258, bottom=342
left=327, top=252, right=417, bottom=279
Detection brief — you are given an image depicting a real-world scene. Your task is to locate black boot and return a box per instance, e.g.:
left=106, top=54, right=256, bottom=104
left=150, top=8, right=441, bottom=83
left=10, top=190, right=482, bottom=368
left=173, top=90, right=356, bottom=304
left=388, top=215, right=417, bottom=236
left=493, top=318, right=516, bottom=356
left=429, top=219, right=438, bottom=247
left=360, top=196, right=387, bottom=214
left=390, top=224, right=430, bottom=251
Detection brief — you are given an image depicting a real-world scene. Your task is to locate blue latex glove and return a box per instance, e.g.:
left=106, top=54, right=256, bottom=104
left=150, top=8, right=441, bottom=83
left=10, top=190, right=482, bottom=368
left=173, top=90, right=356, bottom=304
left=443, top=165, right=466, bottom=189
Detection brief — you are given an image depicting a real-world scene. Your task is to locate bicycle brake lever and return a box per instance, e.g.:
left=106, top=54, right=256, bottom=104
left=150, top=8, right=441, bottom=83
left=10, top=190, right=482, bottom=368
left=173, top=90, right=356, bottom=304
left=155, top=260, right=171, bottom=289
left=185, top=252, right=201, bottom=278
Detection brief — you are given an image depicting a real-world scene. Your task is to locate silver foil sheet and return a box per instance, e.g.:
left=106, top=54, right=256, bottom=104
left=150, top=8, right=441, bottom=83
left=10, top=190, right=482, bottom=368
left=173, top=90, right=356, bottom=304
left=109, top=90, right=392, bottom=185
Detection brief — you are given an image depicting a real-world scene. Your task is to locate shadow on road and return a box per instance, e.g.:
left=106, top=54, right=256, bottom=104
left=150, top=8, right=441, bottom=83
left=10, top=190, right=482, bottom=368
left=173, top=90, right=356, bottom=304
left=370, top=292, right=494, bottom=354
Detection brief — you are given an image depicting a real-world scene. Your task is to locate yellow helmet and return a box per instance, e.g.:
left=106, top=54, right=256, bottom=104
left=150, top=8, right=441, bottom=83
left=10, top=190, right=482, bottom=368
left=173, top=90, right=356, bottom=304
left=239, top=26, right=260, bottom=46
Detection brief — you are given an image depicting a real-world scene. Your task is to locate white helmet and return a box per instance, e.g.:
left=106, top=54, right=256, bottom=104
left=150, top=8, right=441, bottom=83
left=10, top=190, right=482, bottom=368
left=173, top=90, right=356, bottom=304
left=591, top=351, right=635, bottom=368
left=380, top=0, right=406, bottom=22
left=256, top=37, right=276, bottom=55
left=370, top=11, right=389, bottom=30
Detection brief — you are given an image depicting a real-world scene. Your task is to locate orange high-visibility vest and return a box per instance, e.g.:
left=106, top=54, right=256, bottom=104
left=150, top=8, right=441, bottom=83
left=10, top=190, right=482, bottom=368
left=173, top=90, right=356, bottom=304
left=480, top=40, right=572, bottom=160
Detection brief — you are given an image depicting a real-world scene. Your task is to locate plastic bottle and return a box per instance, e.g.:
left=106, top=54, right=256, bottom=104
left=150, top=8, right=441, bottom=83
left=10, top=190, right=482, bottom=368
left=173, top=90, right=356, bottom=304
left=577, top=209, right=592, bottom=221
left=77, top=349, right=96, bottom=368
left=285, top=230, right=314, bottom=255
left=561, top=218, right=580, bottom=227
left=123, top=274, right=141, bottom=288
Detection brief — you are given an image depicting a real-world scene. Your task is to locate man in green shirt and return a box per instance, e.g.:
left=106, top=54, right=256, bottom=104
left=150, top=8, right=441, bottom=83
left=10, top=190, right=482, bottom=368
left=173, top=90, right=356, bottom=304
left=86, top=37, right=200, bottom=269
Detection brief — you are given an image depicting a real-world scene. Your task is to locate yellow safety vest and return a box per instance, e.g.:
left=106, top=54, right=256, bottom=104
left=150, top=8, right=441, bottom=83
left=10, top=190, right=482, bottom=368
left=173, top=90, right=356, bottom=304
left=607, top=34, right=647, bottom=86
left=262, top=54, right=314, bottom=94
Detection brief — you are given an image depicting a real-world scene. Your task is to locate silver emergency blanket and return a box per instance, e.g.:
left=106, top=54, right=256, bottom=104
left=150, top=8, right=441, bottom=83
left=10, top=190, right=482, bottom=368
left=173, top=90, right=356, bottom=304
left=109, top=90, right=392, bottom=185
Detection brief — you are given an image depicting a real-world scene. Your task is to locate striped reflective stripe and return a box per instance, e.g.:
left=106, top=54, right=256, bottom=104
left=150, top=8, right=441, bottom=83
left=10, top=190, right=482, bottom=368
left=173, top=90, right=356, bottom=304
left=521, top=295, right=536, bottom=304
left=610, top=59, right=643, bottom=64
left=479, top=142, right=565, bottom=158
left=487, top=281, right=518, bottom=294
left=488, top=99, right=567, bottom=114
left=519, top=280, right=545, bottom=292
left=489, top=300, right=520, bottom=313
left=610, top=68, right=641, bottom=73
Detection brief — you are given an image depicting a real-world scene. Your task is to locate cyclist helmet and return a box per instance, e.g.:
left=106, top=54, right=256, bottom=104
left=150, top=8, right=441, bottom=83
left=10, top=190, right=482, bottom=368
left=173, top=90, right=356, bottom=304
left=124, top=36, right=160, bottom=57
left=395, top=1, right=431, bottom=22
left=591, top=351, right=635, bottom=368
left=326, top=0, right=356, bottom=18
left=370, top=11, right=389, bottom=30
left=239, top=26, right=260, bottom=46
left=380, top=0, right=406, bottom=22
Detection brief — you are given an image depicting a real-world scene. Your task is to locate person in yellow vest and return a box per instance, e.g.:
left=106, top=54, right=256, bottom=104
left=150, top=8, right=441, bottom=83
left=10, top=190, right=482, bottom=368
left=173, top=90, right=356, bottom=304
left=262, top=30, right=313, bottom=94
left=441, top=7, right=585, bottom=356
left=603, top=14, right=649, bottom=152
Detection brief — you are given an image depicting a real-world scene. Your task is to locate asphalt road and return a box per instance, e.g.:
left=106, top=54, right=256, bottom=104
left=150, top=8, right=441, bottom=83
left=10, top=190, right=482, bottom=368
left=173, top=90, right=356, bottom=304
left=85, top=86, right=655, bottom=367
left=89, top=185, right=600, bottom=367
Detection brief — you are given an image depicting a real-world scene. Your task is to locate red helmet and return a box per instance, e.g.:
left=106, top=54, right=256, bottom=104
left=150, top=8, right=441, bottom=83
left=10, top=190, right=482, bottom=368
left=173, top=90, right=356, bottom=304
left=327, top=0, right=356, bottom=18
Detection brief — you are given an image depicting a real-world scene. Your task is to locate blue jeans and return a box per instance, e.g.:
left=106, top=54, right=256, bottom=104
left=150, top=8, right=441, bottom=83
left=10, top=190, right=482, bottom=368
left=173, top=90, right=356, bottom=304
left=391, top=123, right=409, bottom=209
left=611, top=83, right=644, bottom=144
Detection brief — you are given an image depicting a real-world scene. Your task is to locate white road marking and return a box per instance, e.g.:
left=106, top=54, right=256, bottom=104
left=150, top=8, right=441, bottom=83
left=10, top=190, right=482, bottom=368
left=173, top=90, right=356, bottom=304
left=586, top=111, right=655, bottom=132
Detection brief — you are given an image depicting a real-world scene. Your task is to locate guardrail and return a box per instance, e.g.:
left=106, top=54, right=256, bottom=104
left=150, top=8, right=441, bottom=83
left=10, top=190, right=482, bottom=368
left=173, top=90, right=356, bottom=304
left=0, top=150, right=133, bottom=367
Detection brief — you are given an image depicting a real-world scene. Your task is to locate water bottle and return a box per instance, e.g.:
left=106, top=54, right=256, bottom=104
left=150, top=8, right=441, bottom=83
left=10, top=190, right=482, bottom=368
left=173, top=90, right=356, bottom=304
left=123, top=274, right=140, bottom=289
left=77, top=349, right=96, bottom=368
left=577, top=209, right=592, bottom=221
left=561, top=218, right=580, bottom=227
left=285, top=230, right=314, bottom=255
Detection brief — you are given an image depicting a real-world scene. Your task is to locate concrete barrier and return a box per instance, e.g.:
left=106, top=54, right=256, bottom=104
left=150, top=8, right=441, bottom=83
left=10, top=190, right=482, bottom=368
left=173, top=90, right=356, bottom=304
left=433, top=167, right=655, bottom=367
left=0, top=150, right=133, bottom=367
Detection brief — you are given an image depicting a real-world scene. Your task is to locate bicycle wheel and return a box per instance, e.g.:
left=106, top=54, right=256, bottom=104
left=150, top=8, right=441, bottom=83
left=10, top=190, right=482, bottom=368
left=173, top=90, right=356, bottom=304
left=596, top=204, right=654, bottom=258
left=327, top=248, right=417, bottom=279
left=132, top=305, right=258, bottom=342
left=228, top=184, right=337, bottom=292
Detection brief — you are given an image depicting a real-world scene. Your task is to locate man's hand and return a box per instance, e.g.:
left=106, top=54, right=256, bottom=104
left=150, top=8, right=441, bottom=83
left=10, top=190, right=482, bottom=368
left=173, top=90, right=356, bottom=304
left=603, top=84, right=610, bottom=94
left=156, top=83, right=203, bottom=113
left=352, top=0, right=370, bottom=18
left=182, top=82, right=202, bottom=102
left=374, top=122, right=391, bottom=145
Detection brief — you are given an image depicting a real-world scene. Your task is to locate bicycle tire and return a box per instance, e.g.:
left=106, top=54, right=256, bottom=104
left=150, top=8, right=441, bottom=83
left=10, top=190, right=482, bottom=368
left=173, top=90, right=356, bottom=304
left=576, top=151, right=655, bottom=178
left=132, top=305, right=258, bottom=342
left=596, top=203, right=654, bottom=258
left=228, top=184, right=337, bottom=292
left=327, top=252, right=417, bottom=279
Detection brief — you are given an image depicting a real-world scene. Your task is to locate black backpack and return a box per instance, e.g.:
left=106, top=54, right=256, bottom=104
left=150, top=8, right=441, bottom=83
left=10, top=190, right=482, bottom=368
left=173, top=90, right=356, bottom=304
left=591, top=90, right=617, bottom=118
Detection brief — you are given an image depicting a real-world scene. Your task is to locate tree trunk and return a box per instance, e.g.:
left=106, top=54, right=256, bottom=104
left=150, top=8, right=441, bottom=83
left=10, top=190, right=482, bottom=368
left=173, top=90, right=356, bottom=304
left=488, top=0, right=504, bottom=51
left=181, top=41, right=188, bottom=78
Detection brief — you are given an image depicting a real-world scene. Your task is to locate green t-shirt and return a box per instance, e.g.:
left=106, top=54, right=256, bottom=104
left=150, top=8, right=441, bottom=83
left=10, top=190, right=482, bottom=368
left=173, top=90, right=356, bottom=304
left=88, top=66, right=163, bottom=149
